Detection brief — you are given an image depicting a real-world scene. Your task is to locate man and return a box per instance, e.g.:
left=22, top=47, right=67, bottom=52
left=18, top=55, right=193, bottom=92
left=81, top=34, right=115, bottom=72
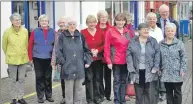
left=156, top=4, right=180, bottom=102
left=157, top=4, right=180, bottom=39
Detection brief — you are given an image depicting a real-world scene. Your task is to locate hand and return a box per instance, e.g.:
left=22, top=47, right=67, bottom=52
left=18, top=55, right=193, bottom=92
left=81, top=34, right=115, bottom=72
left=30, top=60, right=33, bottom=64
left=52, top=65, right=56, bottom=70
left=85, top=64, right=90, bottom=68
left=151, top=69, right=157, bottom=73
left=107, top=64, right=112, bottom=70
left=91, top=49, right=97, bottom=57
left=180, top=72, right=185, bottom=77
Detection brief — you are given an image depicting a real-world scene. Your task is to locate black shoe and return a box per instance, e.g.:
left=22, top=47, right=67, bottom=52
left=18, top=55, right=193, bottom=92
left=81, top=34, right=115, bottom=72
left=100, top=97, right=104, bottom=102
left=10, top=99, right=17, bottom=104
left=38, top=99, right=44, bottom=103
left=60, top=98, right=65, bottom=104
left=106, top=97, right=111, bottom=101
left=18, top=98, right=27, bottom=104
left=46, top=97, right=54, bottom=102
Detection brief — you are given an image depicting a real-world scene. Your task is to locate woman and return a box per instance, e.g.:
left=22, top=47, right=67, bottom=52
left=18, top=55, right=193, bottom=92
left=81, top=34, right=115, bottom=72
left=51, top=16, right=68, bottom=104
left=56, top=18, right=92, bottom=104
left=146, top=12, right=164, bottom=104
left=81, top=15, right=105, bottom=104
left=96, top=10, right=112, bottom=101
left=127, top=23, right=160, bottom=104
left=104, top=13, right=133, bottom=104
left=160, top=23, right=187, bottom=104
left=2, top=13, right=29, bottom=104
left=28, top=14, right=55, bottom=103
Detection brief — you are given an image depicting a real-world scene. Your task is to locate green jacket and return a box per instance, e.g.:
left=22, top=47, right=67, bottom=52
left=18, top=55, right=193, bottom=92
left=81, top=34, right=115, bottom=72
left=2, top=26, right=29, bottom=65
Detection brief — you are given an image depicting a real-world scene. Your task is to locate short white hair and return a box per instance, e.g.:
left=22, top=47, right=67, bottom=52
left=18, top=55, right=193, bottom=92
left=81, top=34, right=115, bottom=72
left=66, top=17, right=77, bottom=27
left=57, top=16, right=68, bottom=26
left=10, top=13, right=21, bottom=21
left=146, top=12, right=157, bottom=22
left=97, top=10, right=108, bottom=20
left=165, top=23, right=176, bottom=30
left=38, top=14, right=49, bottom=21
left=159, top=4, right=169, bottom=12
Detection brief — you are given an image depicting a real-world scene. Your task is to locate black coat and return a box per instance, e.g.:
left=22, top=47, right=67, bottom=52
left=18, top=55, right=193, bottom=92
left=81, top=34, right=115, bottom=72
left=56, top=30, right=92, bottom=80
left=156, top=17, right=180, bottom=39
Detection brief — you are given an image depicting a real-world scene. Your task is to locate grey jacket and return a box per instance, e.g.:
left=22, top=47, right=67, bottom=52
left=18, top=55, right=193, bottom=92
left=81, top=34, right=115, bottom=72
left=127, top=36, right=160, bottom=84
left=56, top=30, right=92, bottom=80
left=160, top=38, right=187, bottom=82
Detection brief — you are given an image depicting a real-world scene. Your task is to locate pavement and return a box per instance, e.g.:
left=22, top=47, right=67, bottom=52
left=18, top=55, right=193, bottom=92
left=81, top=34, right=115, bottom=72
left=0, top=38, right=192, bottom=104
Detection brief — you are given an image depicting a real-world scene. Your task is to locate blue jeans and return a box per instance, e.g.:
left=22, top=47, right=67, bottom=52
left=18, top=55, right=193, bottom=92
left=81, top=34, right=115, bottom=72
left=113, top=64, right=128, bottom=104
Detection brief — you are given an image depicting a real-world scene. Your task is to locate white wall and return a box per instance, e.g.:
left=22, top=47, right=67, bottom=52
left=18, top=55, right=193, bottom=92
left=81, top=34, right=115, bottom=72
left=1, top=2, right=12, bottom=78
left=81, top=2, right=105, bottom=29
left=138, top=2, right=145, bottom=23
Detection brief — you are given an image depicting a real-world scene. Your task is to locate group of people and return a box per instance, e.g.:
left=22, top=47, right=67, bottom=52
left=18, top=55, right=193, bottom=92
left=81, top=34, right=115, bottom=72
left=2, top=4, right=187, bottom=104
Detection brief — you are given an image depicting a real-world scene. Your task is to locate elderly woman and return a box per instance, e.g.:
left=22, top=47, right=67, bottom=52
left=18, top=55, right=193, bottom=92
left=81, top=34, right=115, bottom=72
left=146, top=12, right=164, bottom=104
left=104, top=13, right=134, bottom=104
left=96, top=10, right=112, bottom=101
left=2, top=13, right=29, bottom=104
left=81, top=15, right=105, bottom=104
left=127, top=23, right=160, bottom=104
left=160, top=23, right=187, bottom=104
left=28, top=14, right=55, bottom=103
left=51, top=16, right=68, bottom=104
left=56, top=18, right=92, bottom=104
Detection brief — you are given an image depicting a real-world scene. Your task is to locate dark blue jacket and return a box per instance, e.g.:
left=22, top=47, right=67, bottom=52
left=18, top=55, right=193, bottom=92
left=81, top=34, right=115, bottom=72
left=56, top=30, right=92, bottom=80
left=33, top=28, right=55, bottom=59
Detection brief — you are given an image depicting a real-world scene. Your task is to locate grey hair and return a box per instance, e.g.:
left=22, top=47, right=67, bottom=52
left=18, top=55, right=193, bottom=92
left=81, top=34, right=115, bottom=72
left=165, top=23, right=176, bottom=30
left=57, top=16, right=68, bottom=26
left=66, top=17, right=77, bottom=27
left=97, top=10, right=108, bottom=20
left=159, top=4, right=169, bottom=12
left=9, top=13, right=21, bottom=21
left=138, top=23, right=149, bottom=30
left=38, top=14, right=49, bottom=21
left=146, top=12, right=157, bottom=19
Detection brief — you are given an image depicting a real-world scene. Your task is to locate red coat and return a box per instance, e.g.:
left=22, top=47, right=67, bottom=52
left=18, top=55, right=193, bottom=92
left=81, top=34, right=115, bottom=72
left=81, top=28, right=104, bottom=61
left=104, top=26, right=134, bottom=65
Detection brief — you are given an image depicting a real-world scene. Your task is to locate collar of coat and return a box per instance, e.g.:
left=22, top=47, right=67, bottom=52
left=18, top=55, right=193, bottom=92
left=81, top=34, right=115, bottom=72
left=156, top=17, right=175, bottom=26
left=132, top=35, right=153, bottom=43
left=160, top=37, right=179, bottom=46
left=63, top=29, right=81, bottom=37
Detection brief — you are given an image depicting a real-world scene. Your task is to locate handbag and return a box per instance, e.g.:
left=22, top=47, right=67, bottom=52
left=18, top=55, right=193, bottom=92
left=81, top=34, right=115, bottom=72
left=126, top=83, right=135, bottom=96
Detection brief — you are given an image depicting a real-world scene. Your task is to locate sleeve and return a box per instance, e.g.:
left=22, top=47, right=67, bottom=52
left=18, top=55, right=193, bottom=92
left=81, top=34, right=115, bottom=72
left=96, top=32, right=105, bottom=52
left=51, top=32, right=59, bottom=66
left=81, top=35, right=93, bottom=65
left=126, top=42, right=136, bottom=73
left=104, top=29, right=112, bottom=64
left=28, top=31, right=34, bottom=61
left=56, top=34, right=66, bottom=65
left=2, top=30, right=9, bottom=54
left=179, top=41, right=187, bottom=73
left=152, top=39, right=161, bottom=71
left=174, top=20, right=180, bottom=39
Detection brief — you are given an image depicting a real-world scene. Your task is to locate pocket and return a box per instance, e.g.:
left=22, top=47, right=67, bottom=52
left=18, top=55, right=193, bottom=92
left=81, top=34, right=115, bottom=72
left=62, top=61, right=71, bottom=74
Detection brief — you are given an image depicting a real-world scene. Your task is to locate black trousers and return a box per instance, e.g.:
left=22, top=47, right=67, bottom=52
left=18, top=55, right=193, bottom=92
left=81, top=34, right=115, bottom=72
left=164, top=82, right=183, bottom=104
left=33, top=57, right=52, bottom=99
left=61, top=79, right=65, bottom=98
left=134, top=69, right=150, bottom=104
left=113, top=64, right=128, bottom=104
left=85, top=60, right=103, bottom=103
left=150, top=80, right=159, bottom=104
left=104, top=63, right=112, bottom=98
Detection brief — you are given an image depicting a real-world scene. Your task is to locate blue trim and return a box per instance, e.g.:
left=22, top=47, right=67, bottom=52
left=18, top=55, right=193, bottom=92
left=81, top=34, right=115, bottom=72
left=53, top=1, right=55, bottom=29
left=134, top=1, right=138, bottom=29
left=24, top=1, right=29, bottom=30
left=41, top=1, right=46, bottom=14
left=37, top=1, right=40, bottom=27
left=11, top=1, right=14, bottom=13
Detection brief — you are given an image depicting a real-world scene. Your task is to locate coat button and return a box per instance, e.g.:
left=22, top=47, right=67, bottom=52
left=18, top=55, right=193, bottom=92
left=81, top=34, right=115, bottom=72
left=73, top=54, right=76, bottom=57
left=73, top=74, right=75, bottom=76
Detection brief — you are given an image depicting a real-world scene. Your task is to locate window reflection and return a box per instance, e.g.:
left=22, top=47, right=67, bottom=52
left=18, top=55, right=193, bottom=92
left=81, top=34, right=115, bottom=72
left=13, top=1, right=24, bottom=25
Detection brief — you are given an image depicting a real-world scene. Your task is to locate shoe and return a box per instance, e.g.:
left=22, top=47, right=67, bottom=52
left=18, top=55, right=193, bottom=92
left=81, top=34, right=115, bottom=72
left=18, top=98, right=28, bottom=104
left=46, top=97, right=54, bottom=102
left=10, top=99, right=17, bottom=104
left=60, top=98, right=65, bottom=104
left=38, top=99, right=44, bottom=103
left=106, top=97, right=112, bottom=101
left=94, top=99, right=102, bottom=104
left=100, top=97, right=104, bottom=102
